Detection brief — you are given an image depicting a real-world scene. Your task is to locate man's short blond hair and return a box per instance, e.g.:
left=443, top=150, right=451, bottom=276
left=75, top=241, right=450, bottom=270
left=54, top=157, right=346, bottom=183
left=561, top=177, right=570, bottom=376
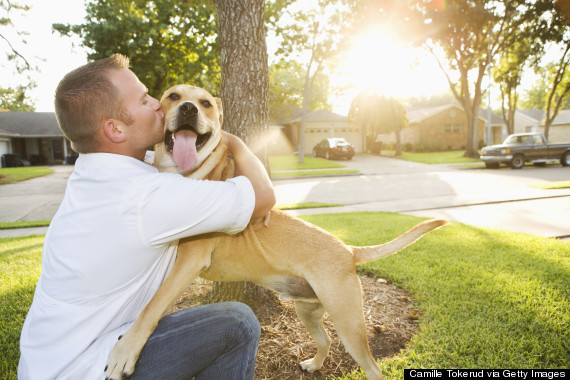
left=55, top=53, right=134, bottom=153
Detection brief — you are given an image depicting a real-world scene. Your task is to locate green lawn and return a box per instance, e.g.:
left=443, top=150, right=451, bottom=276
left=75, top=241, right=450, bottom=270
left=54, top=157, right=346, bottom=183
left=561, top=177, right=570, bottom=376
left=0, top=221, right=51, bottom=230
left=269, top=155, right=358, bottom=178
left=530, top=180, right=570, bottom=190
left=269, top=155, right=345, bottom=170
left=2, top=213, right=568, bottom=379
left=0, top=167, right=54, bottom=184
left=1, top=235, right=44, bottom=377
left=276, top=202, right=343, bottom=210
left=301, top=213, right=568, bottom=378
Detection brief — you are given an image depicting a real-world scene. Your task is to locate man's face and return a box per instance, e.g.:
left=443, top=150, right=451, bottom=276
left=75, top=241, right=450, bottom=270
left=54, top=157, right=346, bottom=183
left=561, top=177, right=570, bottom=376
left=108, top=68, right=165, bottom=155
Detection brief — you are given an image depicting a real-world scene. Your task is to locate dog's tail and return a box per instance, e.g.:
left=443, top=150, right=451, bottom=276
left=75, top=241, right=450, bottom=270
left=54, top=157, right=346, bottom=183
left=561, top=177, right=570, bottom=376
left=350, top=219, right=448, bottom=265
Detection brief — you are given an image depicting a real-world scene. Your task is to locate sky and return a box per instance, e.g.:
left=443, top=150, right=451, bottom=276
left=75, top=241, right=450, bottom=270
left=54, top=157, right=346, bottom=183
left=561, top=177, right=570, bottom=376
left=1, top=0, right=88, bottom=112
left=1, top=1, right=476, bottom=115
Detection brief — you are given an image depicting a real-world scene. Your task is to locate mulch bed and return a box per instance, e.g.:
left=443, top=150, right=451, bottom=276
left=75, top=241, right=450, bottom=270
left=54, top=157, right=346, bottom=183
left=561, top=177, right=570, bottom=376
left=168, top=273, right=419, bottom=379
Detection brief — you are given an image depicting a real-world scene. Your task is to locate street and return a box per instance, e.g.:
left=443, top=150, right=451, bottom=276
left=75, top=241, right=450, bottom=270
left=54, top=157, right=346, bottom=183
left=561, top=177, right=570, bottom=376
left=1, top=155, right=569, bottom=240
left=274, top=155, right=570, bottom=240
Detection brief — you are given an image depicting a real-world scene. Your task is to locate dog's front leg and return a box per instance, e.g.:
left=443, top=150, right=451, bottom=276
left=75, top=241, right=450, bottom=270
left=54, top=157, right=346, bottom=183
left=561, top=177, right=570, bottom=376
left=105, top=240, right=215, bottom=380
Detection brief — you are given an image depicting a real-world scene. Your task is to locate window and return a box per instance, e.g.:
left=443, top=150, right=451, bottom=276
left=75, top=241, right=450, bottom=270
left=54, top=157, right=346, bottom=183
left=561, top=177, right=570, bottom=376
left=442, top=124, right=461, bottom=133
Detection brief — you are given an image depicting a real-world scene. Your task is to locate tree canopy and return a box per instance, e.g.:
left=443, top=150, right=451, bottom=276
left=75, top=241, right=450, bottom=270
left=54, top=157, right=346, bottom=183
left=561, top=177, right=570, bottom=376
left=53, top=0, right=220, bottom=97
left=0, top=0, right=36, bottom=111
left=349, top=90, right=408, bottom=155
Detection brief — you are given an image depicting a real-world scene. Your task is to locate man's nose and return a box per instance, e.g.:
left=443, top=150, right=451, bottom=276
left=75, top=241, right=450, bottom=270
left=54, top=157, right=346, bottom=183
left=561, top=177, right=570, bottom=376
left=151, top=96, right=161, bottom=111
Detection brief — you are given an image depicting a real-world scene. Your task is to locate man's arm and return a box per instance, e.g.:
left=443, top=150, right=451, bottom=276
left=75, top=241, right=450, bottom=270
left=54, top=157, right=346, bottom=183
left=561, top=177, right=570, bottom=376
left=222, top=132, right=276, bottom=221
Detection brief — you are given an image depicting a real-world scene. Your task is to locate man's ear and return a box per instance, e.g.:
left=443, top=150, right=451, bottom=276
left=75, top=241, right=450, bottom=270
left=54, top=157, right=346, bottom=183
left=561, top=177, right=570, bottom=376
left=215, top=97, right=223, bottom=126
left=102, top=119, right=127, bottom=144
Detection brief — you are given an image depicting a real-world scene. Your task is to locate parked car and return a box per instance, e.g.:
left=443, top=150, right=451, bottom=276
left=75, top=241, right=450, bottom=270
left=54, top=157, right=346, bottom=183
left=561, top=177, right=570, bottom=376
left=312, top=138, right=355, bottom=160
left=480, top=132, right=570, bottom=169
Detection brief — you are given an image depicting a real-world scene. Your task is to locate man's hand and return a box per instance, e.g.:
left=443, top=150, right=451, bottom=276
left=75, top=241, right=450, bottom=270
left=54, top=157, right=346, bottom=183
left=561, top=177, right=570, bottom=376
left=222, top=132, right=276, bottom=221
left=263, top=211, right=271, bottom=227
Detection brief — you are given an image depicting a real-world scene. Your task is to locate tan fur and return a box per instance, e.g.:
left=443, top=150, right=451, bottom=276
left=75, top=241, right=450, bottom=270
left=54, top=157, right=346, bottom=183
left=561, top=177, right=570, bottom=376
left=105, top=85, right=448, bottom=380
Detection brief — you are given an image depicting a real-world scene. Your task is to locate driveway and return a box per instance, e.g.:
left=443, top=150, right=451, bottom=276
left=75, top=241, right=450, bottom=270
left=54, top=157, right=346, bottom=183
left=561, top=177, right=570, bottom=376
left=0, top=165, right=73, bottom=237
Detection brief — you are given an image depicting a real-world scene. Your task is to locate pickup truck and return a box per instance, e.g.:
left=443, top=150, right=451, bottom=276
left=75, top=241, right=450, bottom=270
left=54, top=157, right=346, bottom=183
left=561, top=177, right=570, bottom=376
left=480, top=132, right=570, bottom=169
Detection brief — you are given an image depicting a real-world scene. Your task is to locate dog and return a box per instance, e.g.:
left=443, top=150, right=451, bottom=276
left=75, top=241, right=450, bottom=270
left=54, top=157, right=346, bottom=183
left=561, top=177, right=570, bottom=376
left=105, top=84, right=447, bottom=380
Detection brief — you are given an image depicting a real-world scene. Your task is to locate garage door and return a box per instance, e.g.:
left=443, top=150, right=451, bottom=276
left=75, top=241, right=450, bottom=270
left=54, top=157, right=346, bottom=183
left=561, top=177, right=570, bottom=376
left=305, top=128, right=331, bottom=155
left=335, top=129, right=362, bottom=152
left=304, top=128, right=363, bottom=154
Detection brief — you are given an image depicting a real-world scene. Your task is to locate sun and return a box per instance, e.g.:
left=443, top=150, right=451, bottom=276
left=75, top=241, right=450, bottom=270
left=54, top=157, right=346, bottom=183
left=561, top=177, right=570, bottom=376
left=334, top=28, right=449, bottom=100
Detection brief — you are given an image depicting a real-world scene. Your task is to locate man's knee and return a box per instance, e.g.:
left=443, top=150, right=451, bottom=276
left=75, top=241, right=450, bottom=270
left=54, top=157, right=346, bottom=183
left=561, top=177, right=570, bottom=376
left=221, top=302, right=261, bottom=343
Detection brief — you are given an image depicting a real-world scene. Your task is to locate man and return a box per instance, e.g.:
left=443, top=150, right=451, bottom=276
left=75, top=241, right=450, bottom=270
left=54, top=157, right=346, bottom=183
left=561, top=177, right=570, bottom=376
left=18, top=54, right=275, bottom=380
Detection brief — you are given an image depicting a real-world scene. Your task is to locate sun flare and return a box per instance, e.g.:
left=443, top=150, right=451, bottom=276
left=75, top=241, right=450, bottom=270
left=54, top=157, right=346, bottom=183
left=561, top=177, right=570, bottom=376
left=336, top=29, right=447, bottom=100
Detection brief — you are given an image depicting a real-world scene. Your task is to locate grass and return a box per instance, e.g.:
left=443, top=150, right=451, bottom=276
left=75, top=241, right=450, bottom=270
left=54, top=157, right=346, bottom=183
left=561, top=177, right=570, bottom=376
left=269, top=155, right=357, bottom=178
left=271, top=169, right=358, bottom=178
left=298, top=213, right=569, bottom=378
left=276, top=202, right=343, bottom=210
left=0, top=221, right=51, bottom=230
left=530, top=181, right=570, bottom=190
left=0, top=167, right=54, bottom=184
left=1, top=235, right=44, bottom=378
left=269, top=155, right=345, bottom=170
left=2, top=213, right=568, bottom=379
left=381, top=150, right=481, bottom=165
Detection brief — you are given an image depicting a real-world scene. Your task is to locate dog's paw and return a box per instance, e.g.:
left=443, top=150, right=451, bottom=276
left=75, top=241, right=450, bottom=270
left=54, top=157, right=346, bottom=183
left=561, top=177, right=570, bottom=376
left=104, top=336, right=140, bottom=380
left=299, top=357, right=323, bottom=373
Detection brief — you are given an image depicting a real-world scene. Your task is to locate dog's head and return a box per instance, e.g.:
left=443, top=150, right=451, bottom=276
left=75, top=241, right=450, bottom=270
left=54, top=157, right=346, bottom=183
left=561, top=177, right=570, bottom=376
left=157, top=84, right=223, bottom=172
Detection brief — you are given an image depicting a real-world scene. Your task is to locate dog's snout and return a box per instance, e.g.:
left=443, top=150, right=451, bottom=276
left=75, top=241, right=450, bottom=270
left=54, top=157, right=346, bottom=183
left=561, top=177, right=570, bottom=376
left=179, top=102, right=198, bottom=115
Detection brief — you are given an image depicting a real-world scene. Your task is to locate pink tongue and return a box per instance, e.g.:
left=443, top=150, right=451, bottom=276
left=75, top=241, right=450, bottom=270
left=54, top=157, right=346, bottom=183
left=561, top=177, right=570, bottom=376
left=173, top=130, right=198, bottom=171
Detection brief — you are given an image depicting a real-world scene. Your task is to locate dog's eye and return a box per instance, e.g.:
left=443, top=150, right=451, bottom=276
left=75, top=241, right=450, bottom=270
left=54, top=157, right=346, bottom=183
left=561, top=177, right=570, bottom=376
left=201, top=100, right=212, bottom=108
left=168, top=93, right=180, bottom=101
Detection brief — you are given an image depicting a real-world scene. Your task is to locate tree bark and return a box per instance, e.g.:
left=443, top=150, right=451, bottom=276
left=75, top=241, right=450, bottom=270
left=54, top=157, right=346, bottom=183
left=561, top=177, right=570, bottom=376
left=211, top=0, right=277, bottom=309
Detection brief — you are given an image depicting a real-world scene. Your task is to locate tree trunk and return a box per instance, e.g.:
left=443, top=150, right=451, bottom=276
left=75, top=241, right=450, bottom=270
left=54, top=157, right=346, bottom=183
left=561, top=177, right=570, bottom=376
left=214, top=0, right=269, bottom=158
left=211, top=0, right=277, bottom=309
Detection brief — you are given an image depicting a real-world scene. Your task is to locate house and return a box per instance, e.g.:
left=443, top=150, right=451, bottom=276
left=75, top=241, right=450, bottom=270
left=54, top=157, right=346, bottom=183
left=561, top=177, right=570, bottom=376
left=0, top=112, right=72, bottom=166
left=276, top=107, right=362, bottom=155
left=515, top=109, right=570, bottom=142
left=479, top=108, right=507, bottom=145
left=545, top=110, right=570, bottom=142
left=375, top=104, right=487, bottom=151
left=514, top=109, right=543, bottom=134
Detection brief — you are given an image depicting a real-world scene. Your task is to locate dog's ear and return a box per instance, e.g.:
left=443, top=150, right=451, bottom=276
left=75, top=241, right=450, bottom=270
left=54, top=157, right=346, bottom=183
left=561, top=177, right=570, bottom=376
left=215, top=97, right=223, bottom=126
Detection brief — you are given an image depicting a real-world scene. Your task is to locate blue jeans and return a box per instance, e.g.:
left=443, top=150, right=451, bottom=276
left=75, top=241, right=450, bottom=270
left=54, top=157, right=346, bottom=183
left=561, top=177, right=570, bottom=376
left=129, top=302, right=260, bottom=380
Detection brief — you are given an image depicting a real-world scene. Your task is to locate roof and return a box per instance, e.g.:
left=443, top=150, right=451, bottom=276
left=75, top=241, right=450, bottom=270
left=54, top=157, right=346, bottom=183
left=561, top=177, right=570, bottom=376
left=304, top=109, right=347, bottom=122
left=406, top=104, right=456, bottom=123
left=276, top=106, right=348, bottom=124
left=517, top=109, right=545, bottom=122
left=0, top=112, right=63, bottom=138
left=406, top=104, right=488, bottom=124
left=551, top=109, right=570, bottom=125
left=478, top=108, right=506, bottom=125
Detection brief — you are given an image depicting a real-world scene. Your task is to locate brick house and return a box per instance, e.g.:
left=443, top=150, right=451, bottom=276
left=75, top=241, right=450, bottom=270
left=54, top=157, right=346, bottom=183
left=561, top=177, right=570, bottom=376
left=376, top=104, right=488, bottom=151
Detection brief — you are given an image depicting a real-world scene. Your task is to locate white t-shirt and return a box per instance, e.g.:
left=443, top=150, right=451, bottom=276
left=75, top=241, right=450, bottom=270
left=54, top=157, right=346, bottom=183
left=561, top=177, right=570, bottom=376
left=18, top=153, right=255, bottom=380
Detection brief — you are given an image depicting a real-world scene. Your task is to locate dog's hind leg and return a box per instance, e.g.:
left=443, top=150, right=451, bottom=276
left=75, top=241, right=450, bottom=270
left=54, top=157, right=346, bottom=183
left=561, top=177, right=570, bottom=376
left=313, top=273, right=383, bottom=380
left=294, top=300, right=331, bottom=373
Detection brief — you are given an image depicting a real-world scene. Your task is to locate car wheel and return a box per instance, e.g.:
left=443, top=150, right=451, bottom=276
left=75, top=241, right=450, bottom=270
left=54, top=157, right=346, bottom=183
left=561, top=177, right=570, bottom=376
left=510, top=154, right=525, bottom=169
left=485, top=162, right=499, bottom=169
left=561, top=151, right=570, bottom=167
